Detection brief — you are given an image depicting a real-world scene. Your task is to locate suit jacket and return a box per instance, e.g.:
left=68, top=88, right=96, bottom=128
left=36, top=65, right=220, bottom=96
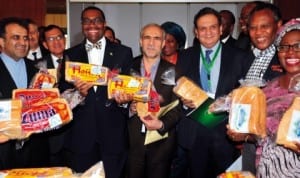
left=127, top=57, right=181, bottom=162
left=60, top=39, right=133, bottom=154
left=176, top=43, right=251, bottom=149
left=224, top=36, right=237, bottom=47
left=0, top=57, right=40, bottom=169
left=244, top=51, right=283, bottom=81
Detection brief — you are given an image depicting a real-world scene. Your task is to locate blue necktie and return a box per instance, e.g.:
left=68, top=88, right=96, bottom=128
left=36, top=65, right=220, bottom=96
left=200, top=49, right=213, bottom=92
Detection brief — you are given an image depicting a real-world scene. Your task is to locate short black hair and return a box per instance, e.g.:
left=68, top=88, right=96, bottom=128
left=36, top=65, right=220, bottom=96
left=0, top=17, right=28, bottom=38
left=41, top=24, right=65, bottom=42
left=81, top=6, right=106, bottom=22
left=194, top=7, right=222, bottom=29
left=249, top=2, right=282, bottom=23
left=105, top=26, right=115, bottom=39
left=220, top=10, right=236, bottom=25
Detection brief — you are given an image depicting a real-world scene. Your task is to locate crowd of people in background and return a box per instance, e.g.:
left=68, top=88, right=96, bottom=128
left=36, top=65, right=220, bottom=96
left=0, top=1, right=299, bottom=178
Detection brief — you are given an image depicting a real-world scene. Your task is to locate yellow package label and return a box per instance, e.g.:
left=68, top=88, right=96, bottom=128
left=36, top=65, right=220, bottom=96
left=108, top=75, right=151, bottom=102
left=65, top=61, right=108, bottom=85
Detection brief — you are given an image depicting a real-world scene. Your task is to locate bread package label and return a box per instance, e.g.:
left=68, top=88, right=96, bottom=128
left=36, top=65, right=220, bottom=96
left=65, top=61, right=108, bottom=85
left=21, top=98, right=72, bottom=136
left=30, top=72, right=56, bottom=89
left=0, top=99, right=23, bottom=140
left=229, top=86, right=266, bottom=137
left=173, top=76, right=208, bottom=108
left=12, top=88, right=60, bottom=108
left=277, top=97, right=300, bottom=151
left=108, top=74, right=152, bottom=102
left=0, top=167, right=73, bottom=178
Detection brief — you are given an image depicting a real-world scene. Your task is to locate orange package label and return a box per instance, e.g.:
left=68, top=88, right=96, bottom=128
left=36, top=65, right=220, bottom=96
left=107, top=75, right=152, bottom=102
left=21, top=98, right=72, bottom=135
left=12, top=88, right=60, bottom=108
left=65, top=61, right=108, bottom=85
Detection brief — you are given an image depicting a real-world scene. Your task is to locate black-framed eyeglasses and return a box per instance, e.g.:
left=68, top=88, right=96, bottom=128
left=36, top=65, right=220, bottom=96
left=81, top=18, right=105, bottom=25
left=277, top=43, right=300, bottom=52
left=46, top=35, right=64, bottom=42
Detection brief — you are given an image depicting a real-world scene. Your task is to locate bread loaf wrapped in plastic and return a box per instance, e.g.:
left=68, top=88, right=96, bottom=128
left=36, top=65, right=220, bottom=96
left=108, top=74, right=152, bottom=102
left=229, top=86, right=267, bottom=138
left=0, top=167, right=73, bottom=177
left=276, top=97, right=300, bottom=151
left=0, top=99, right=23, bottom=140
left=30, top=72, right=56, bottom=89
left=173, top=76, right=208, bottom=108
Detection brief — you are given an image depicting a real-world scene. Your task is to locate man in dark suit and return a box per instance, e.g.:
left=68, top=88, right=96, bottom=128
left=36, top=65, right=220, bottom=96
left=175, top=7, right=250, bottom=178
left=122, top=23, right=181, bottom=178
left=220, top=10, right=237, bottom=47
left=40, top=24, right=66, bottom=69
left=0, top=17, right=49, bottom=169
left=25, top=19, right=49, bottom=62
left=58, top=6, right=133, bottom=178
left=227, top=2, right=284, bottom=175
left=39, top=24, right=67, bottom=166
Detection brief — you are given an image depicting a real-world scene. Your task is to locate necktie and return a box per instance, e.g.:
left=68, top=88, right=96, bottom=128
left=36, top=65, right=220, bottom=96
left=205, top=49, right=213, bottom=64
left=32, top=52, right=37, bottom=61
left=56, top=58, right=62, bottom=64
left=200, top=49, right=213, bottom=92
left=85, top=41, right=102, bottom=52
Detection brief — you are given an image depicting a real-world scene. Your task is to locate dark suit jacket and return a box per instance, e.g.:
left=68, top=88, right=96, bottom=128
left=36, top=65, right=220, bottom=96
left=244, top=51, right=283, bottom=82
left=176, top=43, right=251, bottom=149
left=60, top=40, right=133, bottom=155
left=224, top=35, right=237, bottom=47
left=0, top=57, right=49, bottom=169
left=128, top=58, right=181, bottom=154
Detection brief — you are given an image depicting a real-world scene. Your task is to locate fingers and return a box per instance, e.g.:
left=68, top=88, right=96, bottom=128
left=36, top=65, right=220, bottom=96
left=73, top=79, right=93, bottom=96
left=115, top=93, right=134, bottom=104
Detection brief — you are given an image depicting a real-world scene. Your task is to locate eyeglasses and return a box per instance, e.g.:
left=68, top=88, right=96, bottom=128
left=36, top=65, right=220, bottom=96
left=277, top=43, right=300, bottom=52
left=46, top=35, right=64, bottom=42
left=82, top=18, right=105, bottom=25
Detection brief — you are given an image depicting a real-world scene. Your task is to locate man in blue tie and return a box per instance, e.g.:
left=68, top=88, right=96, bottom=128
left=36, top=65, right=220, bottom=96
left=175, top=7, right=251, bottom=178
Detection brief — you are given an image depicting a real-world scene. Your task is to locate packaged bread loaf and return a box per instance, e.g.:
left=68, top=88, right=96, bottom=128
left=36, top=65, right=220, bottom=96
left=173, top=76, right=208, bottom=108
left=108, top=74, right=152, bottom=102
left=276, top=97, right=300, bottom=151
left=229, top=86, right=267, bottom=137
left=12, top=88, right=60, bottom=108
left=30, top=72, right=56, bottom=89
left=65, top=61, right=108, bottom=85
left=21, top=98, right=72, bottom=137
left=0, top=99, right=23, bottom=140
left=0, top=167, right=73, bottom=178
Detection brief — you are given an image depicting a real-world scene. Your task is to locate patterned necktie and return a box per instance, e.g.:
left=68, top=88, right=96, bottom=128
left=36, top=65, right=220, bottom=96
left=85, top=41, right=102, bottom=52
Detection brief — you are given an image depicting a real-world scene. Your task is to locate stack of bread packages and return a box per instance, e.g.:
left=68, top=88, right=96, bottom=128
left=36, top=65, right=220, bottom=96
left=0, top=71, right=73, bottom=142
left=276, top=74, right=300, bottom=151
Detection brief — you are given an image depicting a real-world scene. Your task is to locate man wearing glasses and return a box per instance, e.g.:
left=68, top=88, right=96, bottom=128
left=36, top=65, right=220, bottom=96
left=40, top=24, right=66, bottom=70
left=58, top=6, right=133, bottom=178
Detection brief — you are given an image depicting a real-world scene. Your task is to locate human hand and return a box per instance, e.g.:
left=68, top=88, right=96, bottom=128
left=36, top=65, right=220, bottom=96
left=226, top=124, right=250, bottom=142
left=140, top=114, right=163, bottom=131
left=73, top=78, right=94, bottom=96
left=181, top=98, right=196, bottom=109
left=114, top=92, right=134, bottom=104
